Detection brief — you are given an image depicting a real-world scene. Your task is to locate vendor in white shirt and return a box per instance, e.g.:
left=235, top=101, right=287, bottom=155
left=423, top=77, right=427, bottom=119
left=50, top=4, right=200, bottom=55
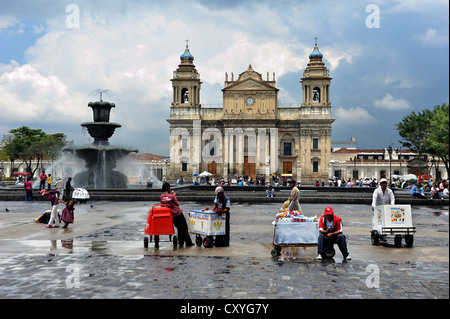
left=371, top=178, right=395, bottom=211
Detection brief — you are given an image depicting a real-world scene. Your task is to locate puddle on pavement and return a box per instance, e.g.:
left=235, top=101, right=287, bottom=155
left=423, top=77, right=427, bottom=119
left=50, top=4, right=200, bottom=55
left=432, top=211, right=448, bottom=217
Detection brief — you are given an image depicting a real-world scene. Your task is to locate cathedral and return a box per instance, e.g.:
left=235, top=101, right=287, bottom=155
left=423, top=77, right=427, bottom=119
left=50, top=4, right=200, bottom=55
left=167, top=40, right=334, bottom=183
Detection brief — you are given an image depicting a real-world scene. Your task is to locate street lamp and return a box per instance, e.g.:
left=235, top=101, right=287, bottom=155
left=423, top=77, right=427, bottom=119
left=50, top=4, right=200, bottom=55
left=387, top=145, right=393, bottom=186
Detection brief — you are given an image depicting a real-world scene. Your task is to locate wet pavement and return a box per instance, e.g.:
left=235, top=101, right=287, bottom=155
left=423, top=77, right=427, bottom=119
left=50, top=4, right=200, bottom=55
left=0, top=199, right=448, bottom=301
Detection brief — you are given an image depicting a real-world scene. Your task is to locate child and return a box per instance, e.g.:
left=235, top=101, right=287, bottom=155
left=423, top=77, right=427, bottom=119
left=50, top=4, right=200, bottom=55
left=41, top=189, right=60, bottom=228
left=60, top=199, right=76, bottom=229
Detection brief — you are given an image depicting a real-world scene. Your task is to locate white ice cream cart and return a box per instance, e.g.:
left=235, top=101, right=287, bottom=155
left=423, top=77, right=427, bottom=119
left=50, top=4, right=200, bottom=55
left=188, top=210, right=226, bottom=247
left=371, top=205, right=416, bottom=248
left=71, top=188, right=90, bottom=203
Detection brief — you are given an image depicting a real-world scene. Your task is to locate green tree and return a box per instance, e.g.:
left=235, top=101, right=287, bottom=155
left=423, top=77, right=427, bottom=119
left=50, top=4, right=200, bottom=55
left=397, top=104, right=449, bottom=178
left=1, top=126, right=66, bottom=178
left=427, top=104, right=449, bottom=178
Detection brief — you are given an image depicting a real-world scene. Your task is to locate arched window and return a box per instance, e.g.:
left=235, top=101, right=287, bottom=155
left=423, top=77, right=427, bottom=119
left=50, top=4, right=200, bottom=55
left=181, top=88, right=189, bottom=104
left=312, top=87, right=320, bottom=103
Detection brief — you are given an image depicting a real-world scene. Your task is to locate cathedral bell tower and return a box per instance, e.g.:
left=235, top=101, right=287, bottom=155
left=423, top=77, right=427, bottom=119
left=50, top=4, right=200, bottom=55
left=301, top=38, right=332, bottom=109
left=170, top=41, right=202, bottom=108
left=298, top=38, right=334, bottom=182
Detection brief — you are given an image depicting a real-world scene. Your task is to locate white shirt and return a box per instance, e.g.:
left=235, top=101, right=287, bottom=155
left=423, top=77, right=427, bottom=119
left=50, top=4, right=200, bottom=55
left=372, top=186, right=395, bottom=207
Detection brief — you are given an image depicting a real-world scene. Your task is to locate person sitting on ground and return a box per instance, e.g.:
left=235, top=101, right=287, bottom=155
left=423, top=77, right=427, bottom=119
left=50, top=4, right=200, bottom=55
left=430, top=183, right=443, bottom=200
left=410, top=182, right=427, bottom=200
left=317, top=207, right=351, bottom=261
left=266, top=185, right=275, bottom=197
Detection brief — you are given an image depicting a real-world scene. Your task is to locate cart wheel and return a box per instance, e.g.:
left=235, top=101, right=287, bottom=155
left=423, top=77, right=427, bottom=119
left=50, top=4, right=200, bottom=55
left=195, top=235, right=202, bottom=246
left=371, top=230, right=380, bottom=246
left=144, top=236, right=149, bottom=248
left=203, top=236, right=212, bottom=248
left=154, top=236, right=160, bottom=248
left=324, top=247, right=335, bottom=258
left=173, top=235, right=178, bottom=248
left=394, top=235, right=402, bottom=248
left=405, top=235, right=414, bottom=247
left=271, top=246, right=281, bottom=257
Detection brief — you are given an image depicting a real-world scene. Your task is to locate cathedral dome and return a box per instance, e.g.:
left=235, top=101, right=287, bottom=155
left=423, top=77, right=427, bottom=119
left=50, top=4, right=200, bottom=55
left=180, top=44, right=194, bottom=61
left=309, top=38, right=323, bottom=59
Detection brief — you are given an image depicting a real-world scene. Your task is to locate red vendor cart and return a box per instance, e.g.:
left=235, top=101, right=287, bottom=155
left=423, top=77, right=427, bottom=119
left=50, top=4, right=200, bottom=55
left=144, top=204, right=177, bottom=248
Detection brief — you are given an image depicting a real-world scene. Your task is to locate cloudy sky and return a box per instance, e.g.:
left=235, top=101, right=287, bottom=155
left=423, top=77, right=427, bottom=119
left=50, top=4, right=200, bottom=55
left=0, top=0, right=448, bottom=155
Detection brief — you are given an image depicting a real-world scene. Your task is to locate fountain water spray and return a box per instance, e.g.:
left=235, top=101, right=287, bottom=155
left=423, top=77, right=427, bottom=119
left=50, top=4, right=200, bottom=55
left=63, top=98, right=138, bottom=188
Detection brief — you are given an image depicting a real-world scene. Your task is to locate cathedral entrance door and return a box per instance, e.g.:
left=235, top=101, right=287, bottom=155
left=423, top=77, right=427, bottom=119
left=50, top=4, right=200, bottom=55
left=208, top=161, right=217, bottom=176
left=244, top=156, right=256, bottom=178
left=283, top=161, right=292, bottom=174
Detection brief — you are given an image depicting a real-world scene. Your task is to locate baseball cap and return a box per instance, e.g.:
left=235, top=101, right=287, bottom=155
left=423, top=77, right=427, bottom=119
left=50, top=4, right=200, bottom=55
left=214, top=186, right=224, bottom=194
left=324, top=207, right=334, bottom=215
left=379, top=178, right=388, bottom=184
left=40, top=189, right=47, bottom=196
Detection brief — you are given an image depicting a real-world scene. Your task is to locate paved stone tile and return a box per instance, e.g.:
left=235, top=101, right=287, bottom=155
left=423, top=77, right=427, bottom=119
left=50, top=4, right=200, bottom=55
left=0, top=201, right=448, bottom=301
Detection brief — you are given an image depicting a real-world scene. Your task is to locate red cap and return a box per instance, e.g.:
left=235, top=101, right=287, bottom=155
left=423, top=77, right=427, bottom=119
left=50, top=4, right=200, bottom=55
left=324, top=207, right=334, bottom=215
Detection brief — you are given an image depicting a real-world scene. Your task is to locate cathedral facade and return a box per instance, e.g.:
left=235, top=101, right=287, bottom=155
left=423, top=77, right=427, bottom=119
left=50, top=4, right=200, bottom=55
left=167, top=40, right=334, bottom=183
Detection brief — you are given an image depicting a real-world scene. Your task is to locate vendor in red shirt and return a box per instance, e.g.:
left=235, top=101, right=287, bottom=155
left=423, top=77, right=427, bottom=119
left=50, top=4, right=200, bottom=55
left=159, top=182, right=193, bottom=247
left=317, top=207, right=351, bottom=261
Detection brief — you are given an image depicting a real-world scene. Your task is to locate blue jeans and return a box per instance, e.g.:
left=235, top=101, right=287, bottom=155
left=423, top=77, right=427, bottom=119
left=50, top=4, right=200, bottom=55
left=318, top=233, right=349, bottom=258
left=411, top=192, right=426, bottom=200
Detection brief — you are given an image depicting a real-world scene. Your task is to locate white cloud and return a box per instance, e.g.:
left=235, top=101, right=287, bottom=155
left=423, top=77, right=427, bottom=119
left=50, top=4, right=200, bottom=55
left=202, top=36, right=308, bottom=85
left=382, top=75, right=416, bottom=89
left=322, top=44, right=362, bottom=72
left=387, top=0, right=449, bottom=15
left=0, top=14, right=19, bottom=32
left=417, top=28, right=449, bottom=46
left=335, top=107, right=376, bottom=122
left=0, top=63, right=89, bottom=122
left=0, top=0, right=448, bottom=154
left=374, top=93, right=411, bottom=110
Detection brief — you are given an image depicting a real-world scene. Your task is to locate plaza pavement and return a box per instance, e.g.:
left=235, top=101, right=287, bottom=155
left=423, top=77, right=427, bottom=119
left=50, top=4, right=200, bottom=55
left=0, top=199, right=448, bottom=303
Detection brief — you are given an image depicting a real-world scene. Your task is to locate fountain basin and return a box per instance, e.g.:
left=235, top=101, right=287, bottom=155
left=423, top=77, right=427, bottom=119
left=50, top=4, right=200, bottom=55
left=81, top=122, right=122, bottom=143
left=88, top=101, right=115, bottom=122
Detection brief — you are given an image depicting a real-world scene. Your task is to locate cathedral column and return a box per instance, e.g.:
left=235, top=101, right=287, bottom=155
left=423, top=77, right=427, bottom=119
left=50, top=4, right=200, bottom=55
left=257, top=128, right=267, bottom=176
left=192, top=120, right=202, bottom=175
left=269, top=128, right=278, bottom=174
left=223, top=129, right=230, bottom=179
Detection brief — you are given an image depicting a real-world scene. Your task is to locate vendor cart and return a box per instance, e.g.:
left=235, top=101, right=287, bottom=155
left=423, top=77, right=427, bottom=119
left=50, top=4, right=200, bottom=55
left=271, top=221, right=330, bottom=257
left=371, top=205, right=416, bottom=248
left=144, top=204, right=177, bottom=248
left=71, top=188, right=90, bottom=203
left=188, top=210, right=226, bottom=247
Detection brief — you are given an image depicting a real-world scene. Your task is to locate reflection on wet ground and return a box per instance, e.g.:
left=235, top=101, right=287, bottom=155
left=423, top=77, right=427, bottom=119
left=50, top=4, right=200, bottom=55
left=0, top=201, right=448, bottom=299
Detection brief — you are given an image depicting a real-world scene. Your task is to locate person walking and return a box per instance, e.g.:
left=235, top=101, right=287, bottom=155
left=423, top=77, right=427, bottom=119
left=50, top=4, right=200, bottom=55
left=160, top=182, right=193, bottom=247
left=286, top=179, right=302, bottom=213
left=60, top=199, right=76, bottom=229
left=41, top=189, right=61, bottom=228
left=64, top=177, right=74, bottom=201
left=55, top=178, right=65, bottom=196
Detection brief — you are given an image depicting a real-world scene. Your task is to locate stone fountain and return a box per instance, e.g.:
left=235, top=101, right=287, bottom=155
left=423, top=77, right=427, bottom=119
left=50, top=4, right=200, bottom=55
left=63, top=99, right=138, bottom=188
